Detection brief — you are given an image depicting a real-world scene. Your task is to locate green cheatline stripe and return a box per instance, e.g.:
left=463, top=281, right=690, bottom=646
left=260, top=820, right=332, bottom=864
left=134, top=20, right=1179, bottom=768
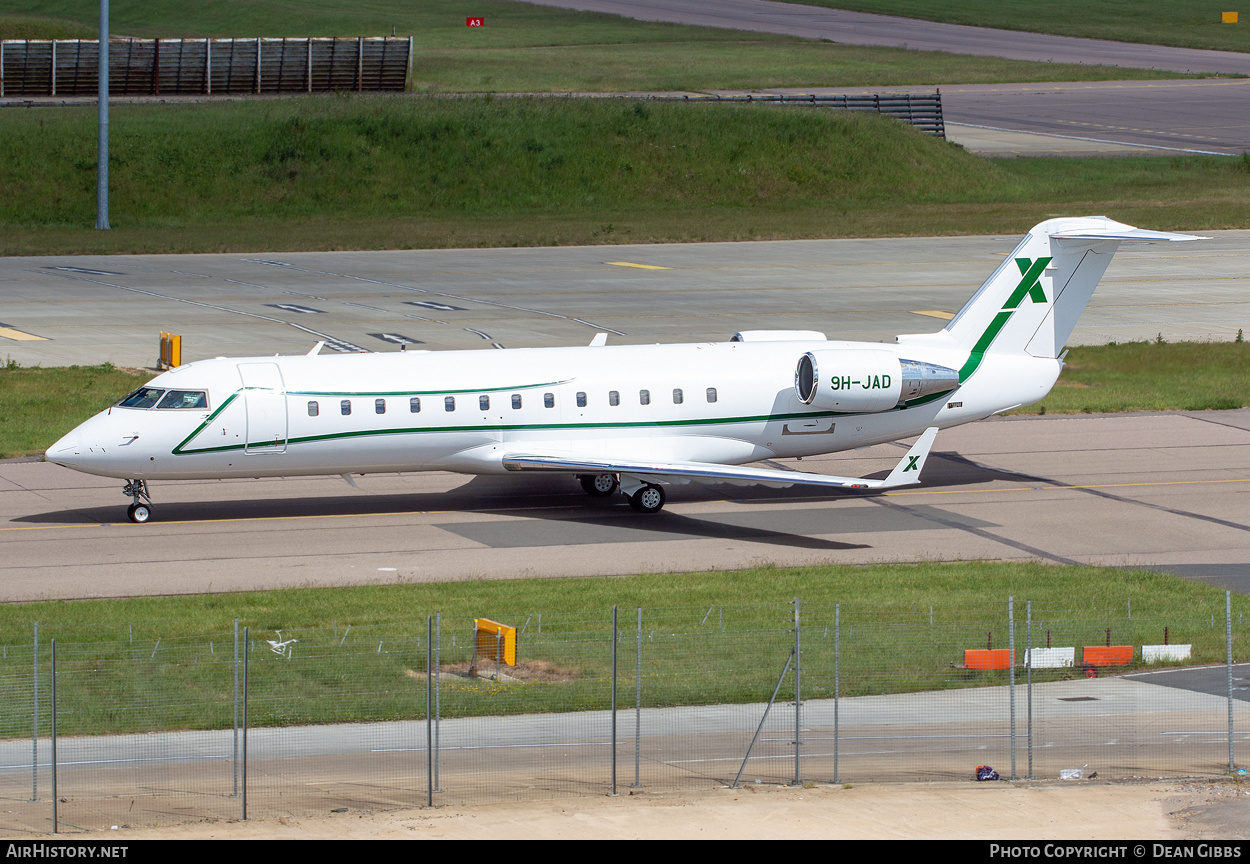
left=173, top=387, right=952, bottom=457
left=173, top=401, right=946, bottom=457
left=958, top=310, right=1014, bottom=382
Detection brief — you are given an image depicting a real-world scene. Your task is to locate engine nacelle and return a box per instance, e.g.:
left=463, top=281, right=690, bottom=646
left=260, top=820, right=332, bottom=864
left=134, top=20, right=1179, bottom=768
left=795, top=350, right=959, bottom=412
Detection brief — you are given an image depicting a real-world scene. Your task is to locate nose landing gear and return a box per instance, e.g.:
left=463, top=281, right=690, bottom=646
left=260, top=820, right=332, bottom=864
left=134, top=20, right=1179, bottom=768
left=122, top=480, right=153, bottom=523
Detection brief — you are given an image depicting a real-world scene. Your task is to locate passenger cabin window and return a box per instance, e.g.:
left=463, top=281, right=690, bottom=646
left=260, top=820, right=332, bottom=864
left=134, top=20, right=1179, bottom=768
left=117, top=388, right=164, bottom=409
left=155, top=390, right=208, bottom=410
left=639, top=390, right=650, bottom=406
left=307, top=401, right=319, bottom=417
left=480, top=395, right=490, bottom=411
left=672, top=389, right=683, bottom=405
left=445, top=396, right=456, bottom=412
left=341, top=400, right=352, bottom=416
left=511, top=394, right=522, bottom=410
left=544, top=393, right=555, bottom=409
left=576, top=392, right=587, bottom=408
left=375, top=398, right=386, bottom=414
left=706, top=388, right=718, bottom=403
left=609, top=390, right=619, bottom=407
left=410, top=397, right=421, bottom=413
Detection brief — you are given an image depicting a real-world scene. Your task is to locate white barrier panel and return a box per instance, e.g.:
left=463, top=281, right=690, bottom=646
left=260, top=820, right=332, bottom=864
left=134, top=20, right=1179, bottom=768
left=1142, top=644, right=1191, bottom=663
left=1025, top=647, right=1075, bottom=668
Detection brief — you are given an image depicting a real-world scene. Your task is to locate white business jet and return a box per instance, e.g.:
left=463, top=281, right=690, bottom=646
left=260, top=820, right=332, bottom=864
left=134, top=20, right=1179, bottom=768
left=46, top=217, right=1201, bottom=523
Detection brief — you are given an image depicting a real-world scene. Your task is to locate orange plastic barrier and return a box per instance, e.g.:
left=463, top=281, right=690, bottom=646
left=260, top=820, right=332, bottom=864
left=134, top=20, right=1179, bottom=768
left=1083, top=646, right=1133, bottom=667
left=964, top=649, right=1011, bottom=670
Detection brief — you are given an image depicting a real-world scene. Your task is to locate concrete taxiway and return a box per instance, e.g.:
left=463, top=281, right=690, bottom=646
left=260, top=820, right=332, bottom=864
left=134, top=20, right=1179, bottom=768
left=2, top=409, right=1248, bottom=601
left=2, top=230, right=1246, bottom=369
left=518, top=0, right=1250, bottom=76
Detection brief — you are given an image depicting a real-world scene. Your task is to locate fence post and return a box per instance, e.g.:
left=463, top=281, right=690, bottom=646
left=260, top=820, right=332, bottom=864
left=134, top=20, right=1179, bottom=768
left=633, top=606, right=642, bottom=788
left=51, top=639, right=56, bottom=835
left=427, top=615, right=433, bottom=808
left=611, top=605, right=618, bottom=796
left=733, top=648, right=794, bottom=788
left=793, top=598, right=801, bottom=787
left=242, top=626, right=249, bottom=821
left=834, top=603, right=840, bottom=784
left=1009, top=596, right=1016, bottom=780
left=1027, top=600, right=1034, bottom=780
left=434, top=611, right=441, bottom=792
left=1229, top=591, right=1236, bottom=773
left=31, top=621, right=37, bottom=802
left=233, top=617, right=239, bottom=797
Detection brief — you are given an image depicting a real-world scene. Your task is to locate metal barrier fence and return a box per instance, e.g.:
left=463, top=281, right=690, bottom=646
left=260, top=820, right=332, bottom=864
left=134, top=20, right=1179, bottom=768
left=0, top=596, right=1244, bottom=833
left=0, top=37, right=412, bottom=97
left=655, top=93, right=946, bottom=138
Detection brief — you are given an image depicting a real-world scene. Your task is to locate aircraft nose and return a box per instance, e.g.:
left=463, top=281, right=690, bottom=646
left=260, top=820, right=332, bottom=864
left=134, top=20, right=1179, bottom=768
left=45, top=426, right=85, bottom=468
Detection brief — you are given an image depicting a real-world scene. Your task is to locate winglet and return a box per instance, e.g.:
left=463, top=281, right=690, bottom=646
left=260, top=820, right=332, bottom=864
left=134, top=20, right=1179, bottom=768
left=878, top=427, right=938, bottom=488
left=589, top=333, right=608, bottom=347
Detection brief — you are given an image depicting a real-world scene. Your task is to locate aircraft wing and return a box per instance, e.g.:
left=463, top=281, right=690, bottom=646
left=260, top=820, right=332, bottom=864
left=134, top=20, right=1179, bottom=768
left=503, top=427, right=938, bottom=490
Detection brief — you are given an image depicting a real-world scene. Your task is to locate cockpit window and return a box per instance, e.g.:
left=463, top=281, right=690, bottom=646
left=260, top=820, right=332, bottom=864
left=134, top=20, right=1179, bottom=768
left=117, top=388, right=165, bottom=409
left=155, top=390, right=209, bottom=410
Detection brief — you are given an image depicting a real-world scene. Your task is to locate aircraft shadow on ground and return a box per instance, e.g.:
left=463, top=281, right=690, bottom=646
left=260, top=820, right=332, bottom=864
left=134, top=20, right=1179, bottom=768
left=18, top=452, right=1000, bottom=551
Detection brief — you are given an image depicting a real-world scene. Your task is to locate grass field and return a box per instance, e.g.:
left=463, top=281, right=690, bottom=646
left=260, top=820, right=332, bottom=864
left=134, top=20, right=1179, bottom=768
left=787, top=1, right=1250, bottom=54
left=1, top=561, right=1245, bottom=734
left=0, top=0, right=1203, bottom=93
left=1013, top=340, right=1250, bottom=415
left=0, top=361, right=150, bottom=458
left=3, top=96, right=1250, bottom=257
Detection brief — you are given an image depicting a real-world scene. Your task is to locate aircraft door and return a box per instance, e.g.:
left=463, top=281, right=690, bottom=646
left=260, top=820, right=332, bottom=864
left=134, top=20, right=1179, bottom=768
left=238, top=362, right=288, bottom=454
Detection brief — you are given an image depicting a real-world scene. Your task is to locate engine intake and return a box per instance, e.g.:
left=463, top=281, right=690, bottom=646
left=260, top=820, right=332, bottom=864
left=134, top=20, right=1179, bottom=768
left=795, top=350, right=959, bottom=412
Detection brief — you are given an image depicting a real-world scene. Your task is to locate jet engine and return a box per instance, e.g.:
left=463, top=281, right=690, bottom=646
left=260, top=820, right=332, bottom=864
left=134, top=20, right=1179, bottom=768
left=795, top=350, right=959, bottom=411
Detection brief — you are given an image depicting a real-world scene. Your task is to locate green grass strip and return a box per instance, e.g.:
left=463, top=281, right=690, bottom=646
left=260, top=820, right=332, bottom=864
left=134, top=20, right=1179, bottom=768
left=4, top=97, right=1250, bottom=257
left=1013, top=339, right=1250, bottom=414
left=0, top=561, right=1245, bottom=735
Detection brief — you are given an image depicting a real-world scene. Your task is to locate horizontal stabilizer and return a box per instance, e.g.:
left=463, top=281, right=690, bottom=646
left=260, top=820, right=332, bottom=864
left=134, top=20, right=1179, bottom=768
left=502, top=427, right=938, bottom=491
left=1050, top=228, right=1207, bottom=243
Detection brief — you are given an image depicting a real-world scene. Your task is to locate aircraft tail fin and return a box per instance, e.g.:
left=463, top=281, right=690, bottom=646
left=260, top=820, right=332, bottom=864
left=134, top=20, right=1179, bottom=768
left=930, top=218, right=1203, bottom=377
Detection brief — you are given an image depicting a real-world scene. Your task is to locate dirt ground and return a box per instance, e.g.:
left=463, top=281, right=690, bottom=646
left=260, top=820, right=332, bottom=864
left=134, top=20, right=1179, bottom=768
left=54, top=779, right=1250, bottom=840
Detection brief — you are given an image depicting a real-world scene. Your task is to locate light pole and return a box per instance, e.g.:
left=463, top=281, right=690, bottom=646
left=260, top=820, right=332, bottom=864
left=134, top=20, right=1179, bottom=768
left=96, top=0, right=110, bottom=230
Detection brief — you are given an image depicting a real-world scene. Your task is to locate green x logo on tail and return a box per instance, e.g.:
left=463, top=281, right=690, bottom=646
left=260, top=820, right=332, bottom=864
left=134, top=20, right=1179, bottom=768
left=904, top=455, right=921, bottom=472
left=1004, top=257, right=1051, bottom=309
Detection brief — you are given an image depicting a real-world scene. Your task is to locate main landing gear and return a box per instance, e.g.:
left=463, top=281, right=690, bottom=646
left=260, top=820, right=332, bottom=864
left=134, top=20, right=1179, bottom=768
left=122, top=479, right=153, bottom=523
left=576, top=473, right=666, bottom=513
left=578, top=473, right=619, bottom=497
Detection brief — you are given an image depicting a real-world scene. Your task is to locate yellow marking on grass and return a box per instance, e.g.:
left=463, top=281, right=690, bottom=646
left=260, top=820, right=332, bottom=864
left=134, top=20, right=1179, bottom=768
left=910, top=310, right=955, bottom=320
left=0, top=326, right=47, bottom=341
left=606, top=262, right=671, bottom=270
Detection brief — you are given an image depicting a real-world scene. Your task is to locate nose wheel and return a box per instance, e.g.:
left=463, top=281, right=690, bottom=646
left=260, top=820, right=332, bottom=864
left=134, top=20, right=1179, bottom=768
left=122, top=479, right=153, bottom=524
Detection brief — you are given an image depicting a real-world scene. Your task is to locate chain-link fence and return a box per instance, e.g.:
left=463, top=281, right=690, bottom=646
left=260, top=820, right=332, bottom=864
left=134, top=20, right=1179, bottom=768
left=0, top=596, right=1245, bottom=833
